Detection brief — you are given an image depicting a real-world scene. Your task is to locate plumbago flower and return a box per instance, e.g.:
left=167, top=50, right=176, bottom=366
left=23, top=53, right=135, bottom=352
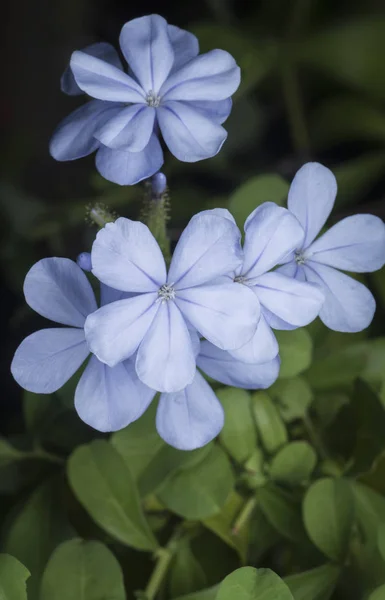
left=212, top=206, right=325, bottom=364
left=10, top=254, right=278, bottom=450
left=85, top=210, right=259, bottom=393
left=278, top=163, right=385, bottom=332
left=50, top=14, right=240, bottom=185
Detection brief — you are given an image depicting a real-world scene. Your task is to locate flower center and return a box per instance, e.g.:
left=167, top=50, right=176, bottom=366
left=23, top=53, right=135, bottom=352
left=146, top=90, right=161, bottom=107
left=157, top=284, right=175, bottom=302
left=234, top=275, right=249, bottom=284
left=294, top=250, right=306, bottom=265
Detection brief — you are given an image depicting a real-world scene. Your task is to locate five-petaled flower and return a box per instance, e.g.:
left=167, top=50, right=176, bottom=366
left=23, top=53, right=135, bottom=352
left=50, top=14, right=240, bottom=185
left=278, top=163, right=385, bottom=332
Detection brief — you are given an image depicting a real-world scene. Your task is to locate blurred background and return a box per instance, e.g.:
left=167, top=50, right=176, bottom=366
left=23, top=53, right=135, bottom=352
left=2, top=0, right=385, bottom=431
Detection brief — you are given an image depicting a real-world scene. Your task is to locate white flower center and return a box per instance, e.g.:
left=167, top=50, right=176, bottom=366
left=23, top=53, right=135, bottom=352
left=234, top=275, right=249, bottom=284
left=294, top=250, right=306, bottom=265
left=146, top=90, right=161, bottom=107
left=157, top=284, right=175, bottom=302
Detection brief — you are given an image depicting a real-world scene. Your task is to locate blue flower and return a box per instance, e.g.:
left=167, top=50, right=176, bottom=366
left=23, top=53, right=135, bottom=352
left=50, top=14, right=240, bottom=185
left=206, top=207, right=325, bottom=365
left=10, top=258, right=154, bottom=432
left=278, top=163, right=385, bottom=332
left=85, top=210, right=259, bottom=393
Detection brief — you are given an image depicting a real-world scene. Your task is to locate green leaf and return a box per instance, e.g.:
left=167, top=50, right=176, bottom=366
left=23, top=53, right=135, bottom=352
left=215, top=567, right=294, bottom=600
left=0, top=554, right=30, bottom=600
left=361, top=339, right=385, bottom=385
left=258, top=484, right=307, bottom=543
left=269, top=442, right=317, bottom=485
left=369, top=585, right=385, bottom=600
left=203, top=491, right=249, bottom=562
left=378, top=524, right=385, bottom=562
left=298, top=19, right=385, bottom=99
left=39, top=538, right=126, bottom=600
left=284, top=564, right=340, bottom=600
left=305, top=343, right=368, bottom=391
left=217, top=388, right=257, bottom=464
left=191, top=25, right=275, bottom=98
left=67, top=440, right=157, bottom=551
left=228, top=174, right=289, bottom=229
left=158, top=445, right=234, bottom=520
left=138, top=444, right=211, bottom=498
left=310, top=97, right=385, bottom=147
left=303, top=478, right=354, bottom=561
left=0, top=437, right=25, bottom=468
left=360, top=451, right=385, bottom=496
left=251, top=392, right=288, bottom=454
left=349, top=380, right=385, bottom=475
left=3, top=479, right=73, bottom=600
left=174, top=586, right=219, bottom=600
left=270, top=377, right=313, bottom=422
left=169, top=539, right=207, bottom=599
left=333, top=154, right=385, bottom=208
left=276, top=330, right=312, bottom=379
left=111, top=401, right=165, bottom=484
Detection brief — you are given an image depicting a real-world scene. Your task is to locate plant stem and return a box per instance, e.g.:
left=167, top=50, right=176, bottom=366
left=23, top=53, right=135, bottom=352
left=232, top=496, right=258, bottom=536
left=144, top=529, right=183, bottom=600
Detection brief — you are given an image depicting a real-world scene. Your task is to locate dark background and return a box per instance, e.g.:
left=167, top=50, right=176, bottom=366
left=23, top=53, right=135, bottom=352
left=2, top=0, right=385, bottom=430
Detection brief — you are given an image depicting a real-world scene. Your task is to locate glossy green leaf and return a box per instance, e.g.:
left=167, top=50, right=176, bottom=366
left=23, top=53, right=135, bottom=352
left=269, top=442, right=317, bottom=485
left=0, top=554, right=30, bottom=600
left=217, top=387, right=257, bottom=463
left=67, top=440, right=157, bottom=551
left=228, top=174, right=289, bottom=229
left=3, top=479, right=73, bottom=600
left=369, top=585, right=385, bottom=600
left=158, top=445, right=234, bottom=520
left=215, top=567, right=294, bottom=600
left=299, top=19, right=385, bottom=99
left=276, top=330, right=312, bottom=379
left=191, top=25, right=275, bottom=98
left=284, top=564, right=340, bottom=600
left=251, top=392, right=288, bottom=454
left=40, top=539, right=126, bottom=600
left=169, top=539, right=207, bottom=598
left=204, top=491, right=249, bottom=562
left=270, top=377, right=313, bottom=422
left=303, top=478, right=354, bottom=561
left=258, top=484, right=307, bottom=543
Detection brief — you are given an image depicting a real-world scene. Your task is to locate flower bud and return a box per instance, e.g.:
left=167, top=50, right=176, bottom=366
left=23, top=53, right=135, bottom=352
left=151, top=172, right=167, bottom=197
left=76, top=252, right=92, bottom=272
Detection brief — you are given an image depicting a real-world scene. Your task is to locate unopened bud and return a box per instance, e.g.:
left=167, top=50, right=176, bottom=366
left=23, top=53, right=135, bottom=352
left=76, top=252, right=92, bottom=272
left=151, top=172, right=167, bottom=197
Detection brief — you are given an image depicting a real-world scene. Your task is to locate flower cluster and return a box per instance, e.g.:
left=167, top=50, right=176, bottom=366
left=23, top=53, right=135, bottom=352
left=50, top=14, right=240, bottom=186
left=12, top=163, right=385, bottom=450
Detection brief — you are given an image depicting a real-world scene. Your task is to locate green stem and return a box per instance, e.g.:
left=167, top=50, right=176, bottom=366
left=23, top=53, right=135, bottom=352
left=232, top=496, right=258, bottom=535
left=144, top=529, right=183, bottom=600
left=145, top=198, right=171, bottom=264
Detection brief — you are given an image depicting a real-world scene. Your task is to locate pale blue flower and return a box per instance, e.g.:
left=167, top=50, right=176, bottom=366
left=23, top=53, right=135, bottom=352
left=205, top=207, right=325, bottom=365
left=85, top=210, right=259, bottom=393
left=10, top=258, right=154, bottom=432
left=50, top=14, right=240, bottom=185
left=278, top=163, right=385, bottom=332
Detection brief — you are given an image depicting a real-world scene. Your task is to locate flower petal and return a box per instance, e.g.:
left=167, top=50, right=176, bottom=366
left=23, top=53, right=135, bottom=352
left=229, top=312, right=279, bottom=364
left=276, top=261, right=307, bottom=281
left=119, top=14, right=174, bottom=92
left=169, top=211, right=242, bottom=289
left=160, top=49, right=240, bottom=101
left=253, top=271, right=324, bottom=328
left=11, top=328, right=89, bottom=393
left=188, top=98, right=233, bottom=124
left=198, top=342, right=280, bottom=389
left=91, top=217, right=166, bottom=292
left=61, top=42, right=123, bottom=96
left=95, top=134, right=164, bottom=185
left=24, top=258, right=97, bottom=327
left=50, top=100, right=123, bottom=161
left=136, top=301, right=196, bottom=392
left=75, top=355, right=155, bottom=432
left=94, top=105, right=155, bottom=152
left=306, top=214, right=385, bottom=273
left=84, top=293, right=159, bottom=367
left=168, top=24, right=199, bottom=72
left=288, top=162, right=337, bottom=248
left=70, top=50, right=145, bottom=102
left=242, top=202, right=305, bottom=279
left=158, top=101, right=227, bottom=162
left=303, top=261, right=376, bottom=332
left=176, top=282, right=259, bottom=350
left=100, top=284, right=134, bottom=306
left=156, top=371, right=224, bottom=450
